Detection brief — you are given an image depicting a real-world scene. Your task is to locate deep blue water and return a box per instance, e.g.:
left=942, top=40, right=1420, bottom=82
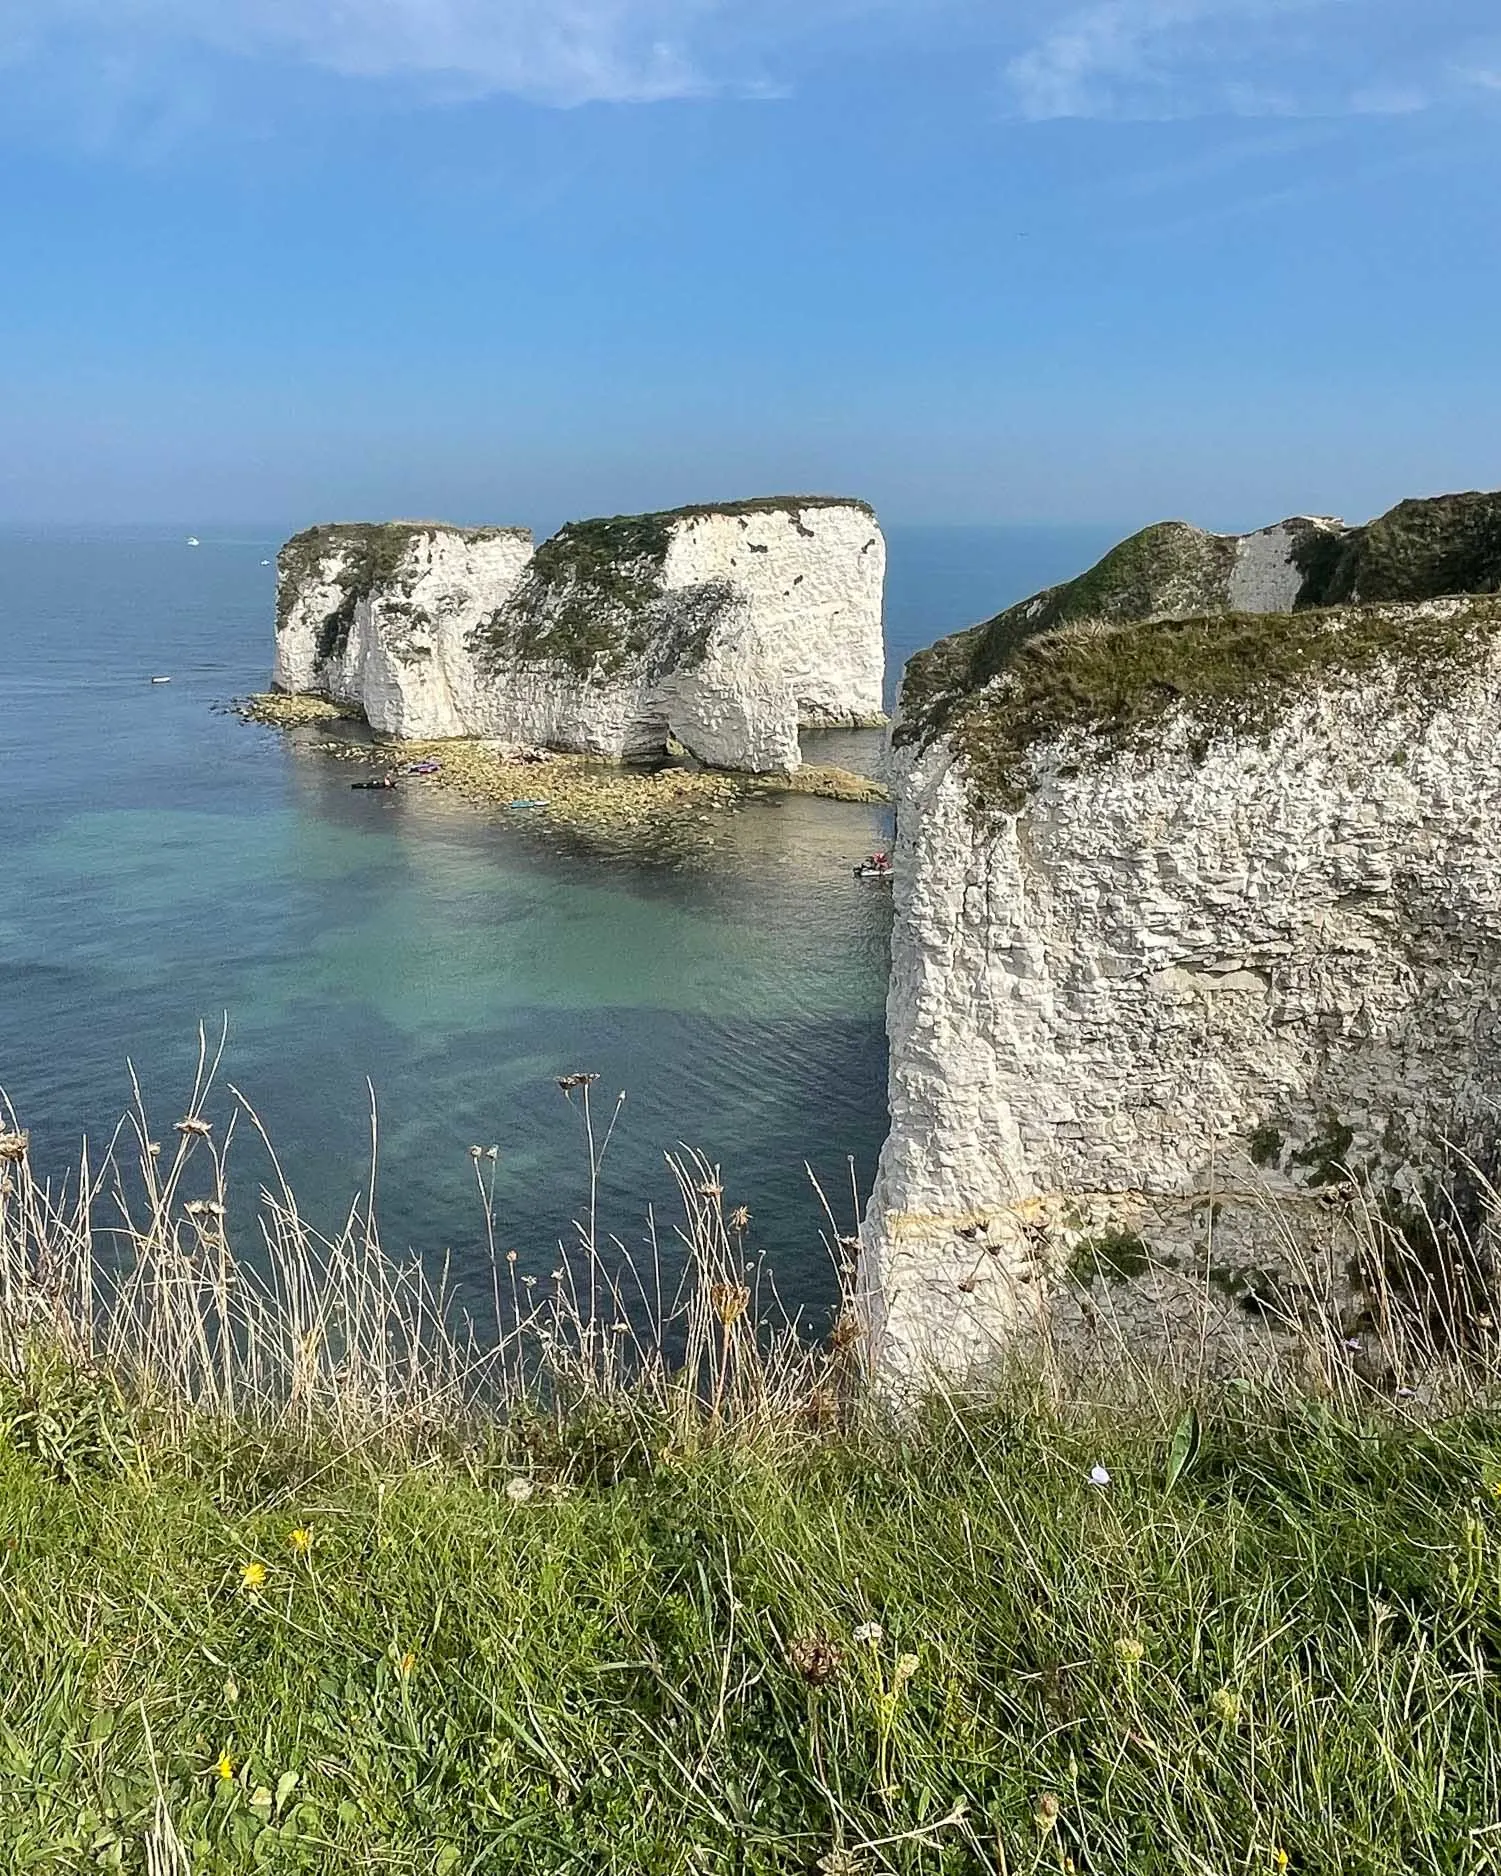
left=0, top=522, right=1113, bottom=1324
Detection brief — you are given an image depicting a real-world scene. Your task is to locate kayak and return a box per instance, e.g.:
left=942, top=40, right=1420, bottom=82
left=351, top=779, right=397, bottom=791
left=507, top=798, right=548, bottom=810
left=853, top=863, right=893, bottom=879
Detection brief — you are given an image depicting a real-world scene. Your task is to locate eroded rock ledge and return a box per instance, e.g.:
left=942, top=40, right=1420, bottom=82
left=862, top=488, right=1501, bottom=1381
left=272, top=497, right=886, bottom=772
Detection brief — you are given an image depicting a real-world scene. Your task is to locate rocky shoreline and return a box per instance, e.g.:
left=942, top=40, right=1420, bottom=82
left=236, top=692, right=887, bottom=855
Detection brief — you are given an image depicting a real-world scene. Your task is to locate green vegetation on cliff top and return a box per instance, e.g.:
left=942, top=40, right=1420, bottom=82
left=1297, top=490, right=1501, bottom=608
left=898, top=489, right=1501, bottom=811
left=281, top=499, right=873, bottom=682
left=473, top=497, right=868, bottom=681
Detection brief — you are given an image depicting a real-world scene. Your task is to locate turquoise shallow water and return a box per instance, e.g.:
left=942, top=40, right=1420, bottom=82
left=0, top=523, right=1113, bottom=1324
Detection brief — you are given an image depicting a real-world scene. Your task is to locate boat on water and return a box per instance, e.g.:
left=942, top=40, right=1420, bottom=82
left=186, top=536, right=200, bottom=548
left=150, top=675, right=171, bottom=684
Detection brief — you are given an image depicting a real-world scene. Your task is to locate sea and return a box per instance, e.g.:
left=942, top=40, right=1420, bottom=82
left=0, top=522, right=1115, bottom=1328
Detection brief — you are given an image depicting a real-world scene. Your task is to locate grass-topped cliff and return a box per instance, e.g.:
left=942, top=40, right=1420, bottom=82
left=472, top=496, right=871, bottom=681
left=898, top=489, right=1501, bottom=811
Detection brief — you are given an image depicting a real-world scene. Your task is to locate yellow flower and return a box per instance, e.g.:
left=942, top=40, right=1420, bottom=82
left=288, top=1526, right=313, bottom=1555
left=240, top=1560, right=268, bottom=1591
left=1115, top=1636, right=1146, bottom=1667
left=1209, top=1686, right=1241, bottom=1725
left=398, top=1650, right=416, bottom=1677
left=1273, top=1851, right=1290, bottom=1872
left=214, top=1752, right=235, bottom=1782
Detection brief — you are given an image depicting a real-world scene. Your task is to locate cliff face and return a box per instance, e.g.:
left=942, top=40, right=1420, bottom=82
left=273, top=524, right=536, bottom=740
left=863, top=489, right=1501, bottom=1381
left=273, top=498, right=885, bottom=770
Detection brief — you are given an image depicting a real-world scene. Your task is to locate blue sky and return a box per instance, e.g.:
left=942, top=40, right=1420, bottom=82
left=1, top=0, right=1497, bottom=531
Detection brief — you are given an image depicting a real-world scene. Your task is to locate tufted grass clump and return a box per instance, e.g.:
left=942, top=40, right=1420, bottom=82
left=2, top=1039, right=1500, bottom=1873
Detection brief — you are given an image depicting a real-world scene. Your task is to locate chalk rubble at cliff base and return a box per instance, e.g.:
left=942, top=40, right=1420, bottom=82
left=271, top=497, right=887, bottom=773
left=861, top=487, right=1501, bottom=1383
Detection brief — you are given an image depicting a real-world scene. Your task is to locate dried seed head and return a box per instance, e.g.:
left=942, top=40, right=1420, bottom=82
left=817, top=1853, right=869, bottom=1876
left=711, top=1281, right=750, bottom=1327
left=729, top=1205, right=751, bottom=1231
left=788, top=1632, right=844, bottom=1687
left=830, top=1312, right=866, bottom=1353
left=175, top=1117, right=213, bottom=1137
left=1034, top=1793, right=1061, bottom=1832
left=0, top=1131, right=29, bottom=1164
left=555, top=1072, right=600, bottom=1094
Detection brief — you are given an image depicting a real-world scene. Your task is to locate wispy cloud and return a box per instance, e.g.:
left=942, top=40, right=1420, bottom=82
left=3, top=0, right=1497, bottom=132
left=0, top=0, right=730, bottom=107
left=1004, top=0, right=1501, bottom=122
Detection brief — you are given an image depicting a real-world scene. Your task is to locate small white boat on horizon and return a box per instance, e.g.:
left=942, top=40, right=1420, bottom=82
left=150, top=675, right=172, bottom=684
left=186, top=536, right=200, bottom=547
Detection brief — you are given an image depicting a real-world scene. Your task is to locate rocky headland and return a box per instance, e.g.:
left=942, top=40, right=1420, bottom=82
left=271, top=496, right=886, bottom=772
left=862, top=489, right=1501, bottom=1380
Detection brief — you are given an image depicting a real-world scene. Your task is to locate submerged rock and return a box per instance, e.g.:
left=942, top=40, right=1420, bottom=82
left=272, top=498, right=886, bottom=772
left=862, top=488, right=1501, bottom=1381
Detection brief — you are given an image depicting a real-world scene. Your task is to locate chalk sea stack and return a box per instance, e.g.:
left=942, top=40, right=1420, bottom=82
left=272, top=497, right=886, bottom=772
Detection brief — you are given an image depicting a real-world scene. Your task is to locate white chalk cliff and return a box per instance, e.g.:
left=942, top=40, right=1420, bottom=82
left=272, top=498, right=886, bottom=771
left=273, top=525, right=536, bottom=740
left=861, top=490, right=1501, bottom=1380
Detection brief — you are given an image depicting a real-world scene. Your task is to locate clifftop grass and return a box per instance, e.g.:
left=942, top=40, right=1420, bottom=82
left=899, top=598, right=1501, bottom=813
left=1297, top=489, right=1501, bottom=608
left=898, top=487, right=1501, bottom=813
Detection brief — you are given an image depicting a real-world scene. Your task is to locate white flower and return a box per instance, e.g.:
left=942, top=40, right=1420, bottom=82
left=1088, top=1464, right=1111, bottom=1487
left=853, top=1622, right=884, bottom=1647
left=504, top=1477, right=535, bottom=1504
